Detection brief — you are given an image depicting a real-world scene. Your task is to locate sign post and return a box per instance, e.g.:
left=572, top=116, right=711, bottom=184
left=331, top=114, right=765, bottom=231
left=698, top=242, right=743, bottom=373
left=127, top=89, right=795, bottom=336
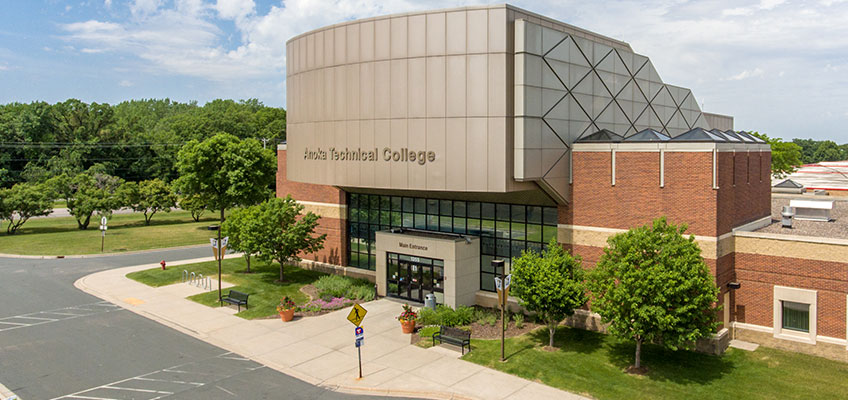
left=99, top=216, right=108, bottom=252
left=493, top=259, right=509, bottom=362
left=212, top=234, right=229, bottom=303
left=347, top=303, right=368, bottom=379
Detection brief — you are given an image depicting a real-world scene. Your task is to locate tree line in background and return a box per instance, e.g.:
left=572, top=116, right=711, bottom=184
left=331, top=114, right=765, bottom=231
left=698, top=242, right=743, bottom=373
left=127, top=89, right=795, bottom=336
left=0, top=98, right=286, bottom=188
left=751, top=132, right=848, bottom=178
left=0, top=133, right=278, bottom=235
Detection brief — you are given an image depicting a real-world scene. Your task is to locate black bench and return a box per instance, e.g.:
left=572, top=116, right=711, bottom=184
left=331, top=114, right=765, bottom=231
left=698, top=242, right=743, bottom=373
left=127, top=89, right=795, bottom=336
left=221, top=290, right=249, bottom=312
left=432, top=325, right=471, bottom=355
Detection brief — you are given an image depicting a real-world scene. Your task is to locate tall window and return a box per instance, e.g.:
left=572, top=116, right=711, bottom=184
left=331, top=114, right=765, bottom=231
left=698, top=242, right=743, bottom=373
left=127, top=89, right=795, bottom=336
left=347, top=193, right=558, bottom=291
left=781, top=301, right=810, bottom=333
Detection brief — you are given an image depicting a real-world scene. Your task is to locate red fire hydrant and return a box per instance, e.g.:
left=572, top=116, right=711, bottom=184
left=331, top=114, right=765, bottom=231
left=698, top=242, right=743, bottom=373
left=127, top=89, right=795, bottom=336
left=160, top=260, right=166, bottom=270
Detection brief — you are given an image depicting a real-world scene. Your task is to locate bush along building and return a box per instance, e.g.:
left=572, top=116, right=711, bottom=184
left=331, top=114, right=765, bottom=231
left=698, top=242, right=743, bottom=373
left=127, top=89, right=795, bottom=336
left=279, top=4, right=848, bottom=360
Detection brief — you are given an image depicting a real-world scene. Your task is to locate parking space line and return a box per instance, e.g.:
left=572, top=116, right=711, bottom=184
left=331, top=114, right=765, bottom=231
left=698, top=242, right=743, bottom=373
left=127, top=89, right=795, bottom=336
left=51, top=352, right=263, bottom=400
left=0, top=301, right=122, bottom=333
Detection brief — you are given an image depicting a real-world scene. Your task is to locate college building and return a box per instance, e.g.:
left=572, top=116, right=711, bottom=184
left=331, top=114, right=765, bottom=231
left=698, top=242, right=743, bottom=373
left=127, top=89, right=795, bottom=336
left=279, top=4, right=848, bottom=360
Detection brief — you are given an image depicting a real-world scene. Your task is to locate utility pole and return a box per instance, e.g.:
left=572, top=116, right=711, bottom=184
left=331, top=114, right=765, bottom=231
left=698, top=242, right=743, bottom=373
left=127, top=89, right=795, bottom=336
left=492, top=259, right=506, bottom=362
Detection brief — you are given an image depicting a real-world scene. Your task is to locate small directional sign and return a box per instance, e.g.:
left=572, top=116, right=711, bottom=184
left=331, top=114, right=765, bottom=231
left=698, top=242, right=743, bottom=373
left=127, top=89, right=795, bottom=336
left=496, top=274, right=512, bottom=309
left=347, top=303, right=367, bottom=327
left=355, top=326, right=364, bottom=338
left=355, top=337, right=364, bottom=347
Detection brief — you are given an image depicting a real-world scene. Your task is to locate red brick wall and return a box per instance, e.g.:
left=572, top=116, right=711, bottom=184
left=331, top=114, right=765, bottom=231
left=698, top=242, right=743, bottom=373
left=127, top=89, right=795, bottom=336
left=572, top=150, right=770, bottom=237
left=734, top=253, right=848, bottom=338
left=572, top=151, right=717, bottom=236
left=277, top=148, right=348, bottom=266
left=716, top=151, right=771, bottom=235
left=277, top=148, right=345, bottom=204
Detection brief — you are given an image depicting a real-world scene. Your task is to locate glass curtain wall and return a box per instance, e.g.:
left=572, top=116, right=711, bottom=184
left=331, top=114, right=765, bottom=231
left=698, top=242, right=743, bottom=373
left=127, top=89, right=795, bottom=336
left=347, top=193, right=558, bottom=292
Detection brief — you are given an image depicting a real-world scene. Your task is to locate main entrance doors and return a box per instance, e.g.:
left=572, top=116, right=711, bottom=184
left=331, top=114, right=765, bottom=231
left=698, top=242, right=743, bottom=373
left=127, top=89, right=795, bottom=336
left=386, top=253, right=444, bottom=303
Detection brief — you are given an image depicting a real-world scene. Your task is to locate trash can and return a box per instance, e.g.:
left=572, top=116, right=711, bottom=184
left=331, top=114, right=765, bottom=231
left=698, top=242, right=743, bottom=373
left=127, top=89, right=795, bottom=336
left=424, top=293, right=437, bottom=311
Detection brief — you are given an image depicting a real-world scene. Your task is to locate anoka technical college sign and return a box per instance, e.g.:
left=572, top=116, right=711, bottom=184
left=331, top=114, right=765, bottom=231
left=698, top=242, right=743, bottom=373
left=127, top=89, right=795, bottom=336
left=304, top=147, right=436, bottom=165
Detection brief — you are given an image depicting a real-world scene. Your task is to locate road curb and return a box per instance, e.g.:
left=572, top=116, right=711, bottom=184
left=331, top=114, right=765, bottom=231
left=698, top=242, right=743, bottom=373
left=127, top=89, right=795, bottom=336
left=0, top=244, right=208, bottom=260
left=72, top=262, right=491, bottom=400
left=0, top=381, right=19, bottom=400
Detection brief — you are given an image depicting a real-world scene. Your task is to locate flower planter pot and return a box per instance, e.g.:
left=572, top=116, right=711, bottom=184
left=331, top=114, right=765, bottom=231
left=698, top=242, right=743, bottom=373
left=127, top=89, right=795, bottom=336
left=279, top=308, right=295, bottom=322
left=400, top=320, right=416, bottom=334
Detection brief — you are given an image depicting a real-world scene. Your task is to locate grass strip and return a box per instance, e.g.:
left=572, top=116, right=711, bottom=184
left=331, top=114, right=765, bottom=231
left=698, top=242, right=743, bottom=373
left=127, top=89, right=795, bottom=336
left=462, top=326, right=848, bottom=400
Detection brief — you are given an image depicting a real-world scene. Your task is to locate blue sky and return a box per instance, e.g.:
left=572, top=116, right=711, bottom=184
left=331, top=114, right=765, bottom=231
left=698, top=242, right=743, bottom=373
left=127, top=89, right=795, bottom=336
left=1, top=0, right=847, bottom=142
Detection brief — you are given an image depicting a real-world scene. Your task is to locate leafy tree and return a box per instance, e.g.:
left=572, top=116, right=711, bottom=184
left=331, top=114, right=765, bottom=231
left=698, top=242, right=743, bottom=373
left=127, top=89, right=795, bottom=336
left=120, top=179, right=177, bottom=225
left=792, top=138, right=818, bottom=164
left=175, top=133, right=276, bottom=226
left=251, top=197, right=326, bottom=282
left=588, top=218, right=719, bottom=370
left=179, top=194, right=207, bottom=222
left=750, top=132, right=803, bottom=178
left=511, top=237, right=587, bottom=348
left=813, top=140, right=845, bottom=162
left=222, top=206, right=262, bottom=273
left=48, top=171, right=125, bottom=229
left=0, top=182, right=52, bottom=234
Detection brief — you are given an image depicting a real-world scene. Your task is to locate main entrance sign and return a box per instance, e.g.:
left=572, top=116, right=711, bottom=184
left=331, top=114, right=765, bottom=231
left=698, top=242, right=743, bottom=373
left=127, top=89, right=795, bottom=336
left=303, top=147, right=436, bottom=165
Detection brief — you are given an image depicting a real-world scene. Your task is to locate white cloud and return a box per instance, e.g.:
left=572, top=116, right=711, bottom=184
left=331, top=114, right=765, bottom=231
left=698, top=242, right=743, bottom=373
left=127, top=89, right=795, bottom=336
left=81, top=48, right=107, bottom=53
left=214, top=0, right=255, bottom=20
left=131, top=0, right=163, bottom=16
left=722, top=7, right=753, bottom=16
left=104, top=0, right=112, bottom=8
left=759, top=0, right=787, bottom=10
left=118, top=80, right=133, bottom=87
left=728, top=68, right=766, bottom=80
left=0, top=64, right=8, bottom=71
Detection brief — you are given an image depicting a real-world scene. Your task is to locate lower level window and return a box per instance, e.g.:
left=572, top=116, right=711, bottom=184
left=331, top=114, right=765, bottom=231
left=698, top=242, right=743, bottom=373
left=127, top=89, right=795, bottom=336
left=781, top=301, right=810, bottom=333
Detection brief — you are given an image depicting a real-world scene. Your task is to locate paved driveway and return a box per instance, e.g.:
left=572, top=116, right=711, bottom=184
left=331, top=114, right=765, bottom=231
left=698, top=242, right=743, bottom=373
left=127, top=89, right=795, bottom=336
left=0, top=248, right=401, bottom=399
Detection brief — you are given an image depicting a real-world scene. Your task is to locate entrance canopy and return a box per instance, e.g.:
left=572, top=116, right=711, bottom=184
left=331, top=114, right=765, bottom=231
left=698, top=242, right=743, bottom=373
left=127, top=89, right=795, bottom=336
left=375, top=229, right=480, bottom=308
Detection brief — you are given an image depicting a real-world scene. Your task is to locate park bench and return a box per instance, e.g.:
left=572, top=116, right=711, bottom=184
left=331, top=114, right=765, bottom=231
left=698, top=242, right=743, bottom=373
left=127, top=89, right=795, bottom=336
left=432, top=325, right=471, bottom=355
left=221, top=290, right=249, bottom=312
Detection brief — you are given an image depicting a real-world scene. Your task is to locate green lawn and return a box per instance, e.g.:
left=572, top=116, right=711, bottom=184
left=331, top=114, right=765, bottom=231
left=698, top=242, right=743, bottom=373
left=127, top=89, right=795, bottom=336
left=462, top=326, right=848, bottom=400
left=0, top=211, right=217, bottom=255
left=128, top=257, right=326, bottom=319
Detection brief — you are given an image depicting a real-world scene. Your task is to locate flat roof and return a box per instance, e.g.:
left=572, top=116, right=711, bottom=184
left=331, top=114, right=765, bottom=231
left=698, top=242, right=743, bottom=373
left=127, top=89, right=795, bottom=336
left=755, top=197, right=848, bottom=239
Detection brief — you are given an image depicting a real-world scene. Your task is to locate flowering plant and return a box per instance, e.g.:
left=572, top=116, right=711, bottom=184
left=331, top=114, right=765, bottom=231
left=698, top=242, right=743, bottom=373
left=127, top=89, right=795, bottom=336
left=276, top=296, right=296, bottom=313
left=397, top=303, right=417, bottom=323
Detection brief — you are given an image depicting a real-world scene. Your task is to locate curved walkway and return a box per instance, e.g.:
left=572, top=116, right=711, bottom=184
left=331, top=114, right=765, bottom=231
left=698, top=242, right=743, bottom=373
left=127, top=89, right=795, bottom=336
left=77, top=260, right=585, bottom=400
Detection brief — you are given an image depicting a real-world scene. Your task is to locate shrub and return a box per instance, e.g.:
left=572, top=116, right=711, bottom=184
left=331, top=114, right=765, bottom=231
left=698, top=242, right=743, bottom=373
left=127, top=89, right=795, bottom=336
left=313, top=275, right=350, bottom=298
left=313, top=274, right=374, bottom=301
left=513, top=313, right=525, bottom=329
left=416, top=305, right=475, bottom=327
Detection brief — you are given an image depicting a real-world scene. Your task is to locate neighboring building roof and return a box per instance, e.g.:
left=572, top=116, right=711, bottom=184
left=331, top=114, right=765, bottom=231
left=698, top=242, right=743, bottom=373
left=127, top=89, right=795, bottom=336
left=624, top=129, right=670, bottom=142
left=774, top=179, right=805, bottom=189
left=669, top=127, right=727, bottom=142
left=576, top=129, right=624, bottom=143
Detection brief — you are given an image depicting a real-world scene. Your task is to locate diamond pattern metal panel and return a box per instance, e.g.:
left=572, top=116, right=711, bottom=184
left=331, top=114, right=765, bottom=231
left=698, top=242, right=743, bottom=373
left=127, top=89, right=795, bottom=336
left=515, top=20, right=711, bottom=203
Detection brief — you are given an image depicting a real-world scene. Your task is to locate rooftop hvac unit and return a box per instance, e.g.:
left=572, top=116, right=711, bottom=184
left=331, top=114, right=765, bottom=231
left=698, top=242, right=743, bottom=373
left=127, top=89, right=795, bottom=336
left=789, top=200, right=833, bottom=222
left=781, top=206, right=794, bottom=228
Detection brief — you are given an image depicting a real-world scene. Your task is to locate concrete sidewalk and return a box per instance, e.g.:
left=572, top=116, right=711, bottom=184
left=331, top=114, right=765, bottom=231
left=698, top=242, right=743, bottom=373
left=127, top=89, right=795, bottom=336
left=76, top=259, right=585, bottom=400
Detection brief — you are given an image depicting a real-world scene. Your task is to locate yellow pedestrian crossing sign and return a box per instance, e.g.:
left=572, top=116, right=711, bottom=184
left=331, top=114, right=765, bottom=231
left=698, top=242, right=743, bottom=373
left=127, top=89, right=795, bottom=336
left=347, top=303, right=367, bottom=326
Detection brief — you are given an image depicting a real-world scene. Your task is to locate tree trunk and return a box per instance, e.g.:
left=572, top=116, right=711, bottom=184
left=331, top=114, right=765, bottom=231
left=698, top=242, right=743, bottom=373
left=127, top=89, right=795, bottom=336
left=635, top=337, right=643, bottom=369
left=219, top=208, right=225, bottom=224
left=145, top=210, right=153, bottom=225
left=548, top=322, right=556, bottom=348
left=245, top=254, right=251, bottom=273
left=79, top=213, right=92, bottom=230
left=278, top=260, right=285, bottom=282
